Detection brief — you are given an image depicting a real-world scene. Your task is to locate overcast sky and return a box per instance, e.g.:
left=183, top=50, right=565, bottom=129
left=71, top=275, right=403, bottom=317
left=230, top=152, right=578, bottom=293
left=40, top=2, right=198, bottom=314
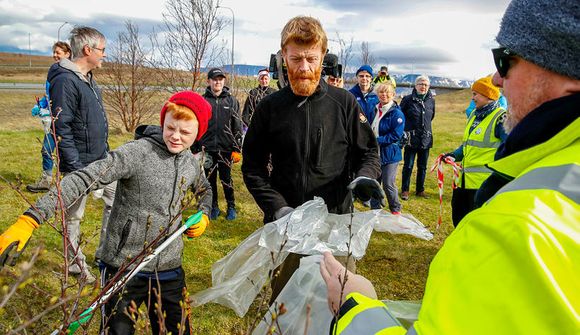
left=0, top=0, right=511, bottom=80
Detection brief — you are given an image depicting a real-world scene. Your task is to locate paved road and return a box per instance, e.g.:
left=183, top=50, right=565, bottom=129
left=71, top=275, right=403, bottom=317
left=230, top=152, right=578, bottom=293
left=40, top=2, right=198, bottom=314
left=0, top=82, right=44, bottom=90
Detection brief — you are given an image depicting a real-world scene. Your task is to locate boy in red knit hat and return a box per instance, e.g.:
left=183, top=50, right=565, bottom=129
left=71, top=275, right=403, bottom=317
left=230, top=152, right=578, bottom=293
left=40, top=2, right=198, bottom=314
left=0, top=91, right=213, bottom=334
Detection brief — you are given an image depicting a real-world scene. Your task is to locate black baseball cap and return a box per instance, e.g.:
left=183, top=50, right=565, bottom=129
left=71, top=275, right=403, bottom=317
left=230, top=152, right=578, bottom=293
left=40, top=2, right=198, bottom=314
left=208, top=68, right=226, bottom=79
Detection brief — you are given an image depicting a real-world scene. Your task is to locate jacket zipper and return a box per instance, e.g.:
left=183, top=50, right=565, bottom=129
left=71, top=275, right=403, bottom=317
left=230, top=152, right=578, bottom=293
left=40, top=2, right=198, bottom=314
left=156, top=154, right=180, bottom=269
left=215, top=96, right=220, bottom=150
left=301, top=100, right=310, bottom=203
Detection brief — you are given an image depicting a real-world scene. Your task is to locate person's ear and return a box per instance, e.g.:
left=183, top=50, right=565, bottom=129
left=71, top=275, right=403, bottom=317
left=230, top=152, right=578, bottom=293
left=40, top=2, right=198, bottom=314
left=82, top=44, right=91, bottom=56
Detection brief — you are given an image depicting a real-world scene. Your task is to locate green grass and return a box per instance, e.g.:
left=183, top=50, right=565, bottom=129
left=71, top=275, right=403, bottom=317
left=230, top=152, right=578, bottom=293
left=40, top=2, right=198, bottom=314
left=0, top=89, right=471, bottom=333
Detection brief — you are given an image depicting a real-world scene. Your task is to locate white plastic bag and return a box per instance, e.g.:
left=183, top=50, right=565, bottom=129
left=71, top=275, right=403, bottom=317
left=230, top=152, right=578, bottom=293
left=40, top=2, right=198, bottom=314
left=191, top=197, right=432, bottom=317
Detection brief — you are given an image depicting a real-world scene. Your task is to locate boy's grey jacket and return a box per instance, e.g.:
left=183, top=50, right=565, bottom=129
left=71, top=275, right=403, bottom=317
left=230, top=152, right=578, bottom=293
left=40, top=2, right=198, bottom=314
left=25, top=125, right=212, bottom=272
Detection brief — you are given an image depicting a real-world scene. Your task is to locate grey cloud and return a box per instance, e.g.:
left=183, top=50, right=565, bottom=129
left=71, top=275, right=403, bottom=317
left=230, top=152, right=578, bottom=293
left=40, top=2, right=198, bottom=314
left=372, top=46, right=456, bottom=65
left=308, top=0, right=510, bottom=17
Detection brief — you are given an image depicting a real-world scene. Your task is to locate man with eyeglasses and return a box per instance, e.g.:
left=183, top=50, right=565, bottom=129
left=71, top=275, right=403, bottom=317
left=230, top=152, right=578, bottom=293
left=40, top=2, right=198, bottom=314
left=400, top=75, right=435, bottom=200
left=320, top=0, right=579, bottom=334
left=42, top=26, right=115, bottom=284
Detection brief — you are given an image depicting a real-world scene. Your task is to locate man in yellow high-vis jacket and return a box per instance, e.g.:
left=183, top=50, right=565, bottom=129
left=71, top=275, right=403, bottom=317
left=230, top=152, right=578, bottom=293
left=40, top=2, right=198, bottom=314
left=321, top=0, right=580, bottom=334
left=446, top=76, right=507, bottom=226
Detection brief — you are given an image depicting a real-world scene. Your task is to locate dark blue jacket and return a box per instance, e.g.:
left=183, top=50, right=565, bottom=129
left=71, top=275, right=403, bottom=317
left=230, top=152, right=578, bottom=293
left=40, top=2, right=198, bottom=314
left=47, top=59, right=109, bottom=173
left=373, top=103, right=405, bottom=165
left=400, top=88, right=435, bottom=149
left=349, top=84, right=379, bottom=122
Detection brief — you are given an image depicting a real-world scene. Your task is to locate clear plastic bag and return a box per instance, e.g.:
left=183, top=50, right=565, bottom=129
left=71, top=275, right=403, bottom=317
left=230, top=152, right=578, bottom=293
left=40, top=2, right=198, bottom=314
left=252, top=255, right=332, bottom=335
left=253, top=255, right=422, bottom=334
left=191, top=197, right=432, bottom=317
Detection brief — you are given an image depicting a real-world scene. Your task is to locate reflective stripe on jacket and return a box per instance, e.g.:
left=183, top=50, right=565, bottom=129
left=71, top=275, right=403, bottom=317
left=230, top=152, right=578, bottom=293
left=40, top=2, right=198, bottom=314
left=331, top=293, right=406, bottom=335
left=333, top=117, right=579, bottom=335
left=460, top=106, right=505, bottom=189
left=413, top=116, right=580, bottom=334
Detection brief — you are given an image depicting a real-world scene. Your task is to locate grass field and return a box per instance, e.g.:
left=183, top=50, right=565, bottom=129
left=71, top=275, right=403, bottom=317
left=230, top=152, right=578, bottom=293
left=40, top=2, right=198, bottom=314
left=0, top=79, right=471, bottom=333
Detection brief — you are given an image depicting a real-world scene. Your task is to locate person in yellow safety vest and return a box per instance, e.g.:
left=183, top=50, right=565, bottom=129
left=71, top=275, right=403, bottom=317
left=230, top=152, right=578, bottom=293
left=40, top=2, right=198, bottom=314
left=320, top=0, right=580, bottom=334
left=373, top=66, right=397, bottom=89
left=445, top=76, right=507, bottom=226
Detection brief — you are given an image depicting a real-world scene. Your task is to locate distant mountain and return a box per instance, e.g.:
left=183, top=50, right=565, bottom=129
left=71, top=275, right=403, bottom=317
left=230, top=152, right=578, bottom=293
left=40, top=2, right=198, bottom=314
left=395, top=74, right=473, bottom=88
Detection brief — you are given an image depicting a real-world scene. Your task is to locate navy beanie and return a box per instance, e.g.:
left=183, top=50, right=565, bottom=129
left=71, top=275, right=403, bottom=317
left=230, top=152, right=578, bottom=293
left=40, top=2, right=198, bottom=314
left=356, top=65, right=373, bottom=78
left=496, top=0, right=580, bottom=80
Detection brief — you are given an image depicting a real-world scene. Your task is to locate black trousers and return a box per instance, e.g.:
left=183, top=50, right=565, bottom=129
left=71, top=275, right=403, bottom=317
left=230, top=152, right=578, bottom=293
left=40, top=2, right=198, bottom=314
left=401, top=147, right=430, bottom=193
left=101, top=268, right=191, bottom=335
left=451, top=187, right=477, bottom=227
left=205, top=151, right=235, bottom=208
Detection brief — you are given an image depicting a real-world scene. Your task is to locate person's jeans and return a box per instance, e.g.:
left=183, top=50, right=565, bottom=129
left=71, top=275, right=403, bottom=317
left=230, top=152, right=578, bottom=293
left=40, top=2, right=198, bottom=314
left=205, top=151, right=235, bottom=209
left=382, top=162, right=401, bottom=212
left=401, top=147, right=430, bottom=193
left=101, top=267, right=190, bottom=335
left=42, top=134, right=55, bottom=172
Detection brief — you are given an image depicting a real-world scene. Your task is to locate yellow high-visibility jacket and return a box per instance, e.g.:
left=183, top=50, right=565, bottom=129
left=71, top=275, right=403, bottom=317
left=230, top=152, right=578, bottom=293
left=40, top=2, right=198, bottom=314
left=460, top=106, right=505, bottom=189
left=333, top=117, right=580, bottom=335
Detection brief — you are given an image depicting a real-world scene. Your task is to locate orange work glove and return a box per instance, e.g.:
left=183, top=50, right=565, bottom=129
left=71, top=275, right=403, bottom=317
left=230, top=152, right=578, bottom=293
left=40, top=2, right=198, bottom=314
left=231, top=152, right=242, bottom=164
left=184, top=214, right=209, bottom=238
left=0, top=215, right=40, bottom=267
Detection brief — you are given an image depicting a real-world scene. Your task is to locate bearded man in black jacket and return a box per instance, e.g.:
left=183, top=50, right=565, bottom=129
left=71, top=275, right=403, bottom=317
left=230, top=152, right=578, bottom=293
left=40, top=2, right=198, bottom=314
left=242, top=16, right=383, bottom=301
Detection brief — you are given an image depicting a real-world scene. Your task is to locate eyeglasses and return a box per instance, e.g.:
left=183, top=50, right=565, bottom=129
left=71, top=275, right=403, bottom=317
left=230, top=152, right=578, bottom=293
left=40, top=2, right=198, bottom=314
left=91, top=46, right=106, bottom=53
left=492, top=47, right=516, bottom=78
left=416, top=83, right=429, bottom=87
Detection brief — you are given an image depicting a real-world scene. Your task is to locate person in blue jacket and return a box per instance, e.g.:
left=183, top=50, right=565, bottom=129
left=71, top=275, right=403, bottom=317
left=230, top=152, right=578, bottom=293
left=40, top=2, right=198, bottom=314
left=349, top=65, right=379, bottom=122
left=369, top=83, right=405, bottom=213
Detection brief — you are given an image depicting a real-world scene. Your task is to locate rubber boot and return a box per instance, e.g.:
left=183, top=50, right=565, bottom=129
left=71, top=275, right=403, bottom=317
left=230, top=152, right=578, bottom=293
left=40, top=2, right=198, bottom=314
left=26, top=170, right=52, bottom=193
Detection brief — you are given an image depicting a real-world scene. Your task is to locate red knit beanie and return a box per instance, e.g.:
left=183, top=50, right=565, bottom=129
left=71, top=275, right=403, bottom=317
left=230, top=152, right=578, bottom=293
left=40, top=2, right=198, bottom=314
left=160, top=91, right=212, bottom=141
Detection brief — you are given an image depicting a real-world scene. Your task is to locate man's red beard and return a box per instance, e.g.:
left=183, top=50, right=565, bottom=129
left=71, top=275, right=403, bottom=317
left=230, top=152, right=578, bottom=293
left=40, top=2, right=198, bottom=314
left=287, top=65, right=322, bottom=96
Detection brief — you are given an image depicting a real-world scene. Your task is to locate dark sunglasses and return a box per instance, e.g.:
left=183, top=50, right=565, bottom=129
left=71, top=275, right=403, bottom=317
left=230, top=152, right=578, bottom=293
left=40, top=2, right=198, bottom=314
left=492, top=47, right=516, bottom=78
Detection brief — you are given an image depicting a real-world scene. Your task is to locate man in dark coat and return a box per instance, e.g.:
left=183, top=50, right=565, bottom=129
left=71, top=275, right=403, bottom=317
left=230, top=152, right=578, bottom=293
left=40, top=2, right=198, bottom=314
left=242, top=68, right=276, bottom=129
left=47, top=26, right=116, bottom=283
left=198, top=68, right=243, bottom=221
left=400, top=75, right=436, bottom=200
left=242, top=16, right=383, bottom=302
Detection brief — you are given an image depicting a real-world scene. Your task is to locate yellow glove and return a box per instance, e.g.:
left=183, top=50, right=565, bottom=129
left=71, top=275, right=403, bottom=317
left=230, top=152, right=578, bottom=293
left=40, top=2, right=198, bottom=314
left=184, top=214, right=209, bottom=238
left=231, top=152, right=242, bottom=164
left=0, top=215, right=40, bottom=267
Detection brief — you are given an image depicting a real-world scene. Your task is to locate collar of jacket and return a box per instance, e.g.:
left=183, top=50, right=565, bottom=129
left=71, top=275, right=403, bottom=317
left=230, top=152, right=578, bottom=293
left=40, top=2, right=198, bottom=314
left=488, top=100, right=580, bottom=179
left=58, top=58, right=93, bottom=84
left=204, top=85, right=231, bottom=98
left=134, top=124, right=191, bottom=157
left=411, top=88, right=432, bottom=101
left=495, top=93, right=580, bottom=161
left=473, top=100, right=498, bottom=121
left=286, top=78, right=329, bottom=102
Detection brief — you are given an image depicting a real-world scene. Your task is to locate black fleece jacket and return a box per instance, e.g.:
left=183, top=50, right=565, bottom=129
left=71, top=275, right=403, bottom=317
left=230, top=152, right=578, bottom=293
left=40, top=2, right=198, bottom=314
left=242, top=79, right=381, bottom=222
left=197, top=86, right=242, bottom=153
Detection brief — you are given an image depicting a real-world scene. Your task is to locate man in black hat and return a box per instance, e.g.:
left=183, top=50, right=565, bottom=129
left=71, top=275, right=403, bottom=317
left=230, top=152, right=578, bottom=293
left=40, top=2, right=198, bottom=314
left=197, top=68, right=243, bottom=221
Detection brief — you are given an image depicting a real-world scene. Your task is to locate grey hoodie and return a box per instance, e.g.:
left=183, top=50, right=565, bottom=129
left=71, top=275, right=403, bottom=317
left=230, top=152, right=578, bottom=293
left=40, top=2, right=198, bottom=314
left=26, top=125, right=212, bottom=272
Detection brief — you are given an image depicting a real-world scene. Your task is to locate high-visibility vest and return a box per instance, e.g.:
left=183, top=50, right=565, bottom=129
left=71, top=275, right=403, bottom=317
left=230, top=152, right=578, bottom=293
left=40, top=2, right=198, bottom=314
left=460, top=106, right=505, bottom=189
left=414, top=117, right=580, bottom=334
left=333, top=117, right=580, bottom=335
